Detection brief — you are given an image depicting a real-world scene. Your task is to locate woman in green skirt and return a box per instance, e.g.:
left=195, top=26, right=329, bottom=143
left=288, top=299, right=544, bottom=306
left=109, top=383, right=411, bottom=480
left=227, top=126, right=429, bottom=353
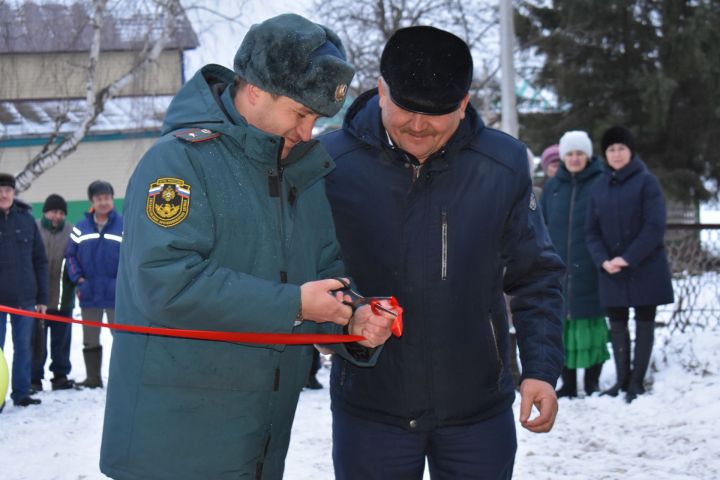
left=540, top=130, right=610, bottom=397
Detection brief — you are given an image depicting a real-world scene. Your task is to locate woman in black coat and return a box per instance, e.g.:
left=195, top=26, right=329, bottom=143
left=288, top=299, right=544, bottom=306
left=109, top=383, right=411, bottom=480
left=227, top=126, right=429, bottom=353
left=541, top=131, right=609, bottom=398
left=585, top=126, right=674, bottom=403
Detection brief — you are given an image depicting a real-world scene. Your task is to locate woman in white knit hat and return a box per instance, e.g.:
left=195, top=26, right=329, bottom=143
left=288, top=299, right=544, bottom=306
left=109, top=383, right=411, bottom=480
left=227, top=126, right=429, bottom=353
left=540, top=130, right=609, bottom=398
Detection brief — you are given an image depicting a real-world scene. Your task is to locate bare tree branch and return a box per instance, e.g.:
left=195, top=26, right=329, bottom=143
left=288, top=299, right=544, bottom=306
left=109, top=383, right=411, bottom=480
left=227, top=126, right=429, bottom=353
left=182, top=4, right=244, bottom=24
left=38, top=112, right=70, bottom=158
left=14, top=0, right=183, bottom=192
left=315, top=0, right=501, bottom=109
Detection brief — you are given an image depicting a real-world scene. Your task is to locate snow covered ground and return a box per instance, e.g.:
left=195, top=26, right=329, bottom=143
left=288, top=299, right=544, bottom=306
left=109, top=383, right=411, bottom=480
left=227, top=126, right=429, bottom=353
left=1, top=322, right=720, bottom=479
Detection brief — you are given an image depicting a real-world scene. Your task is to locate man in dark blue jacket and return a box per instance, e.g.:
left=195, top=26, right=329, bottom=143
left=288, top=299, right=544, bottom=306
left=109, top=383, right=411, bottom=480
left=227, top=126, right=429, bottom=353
left=320, top=27, right=565, bottom=479
left=0, top=173, right=48, bottom=409
left=65, top=180, right=123, bottom=388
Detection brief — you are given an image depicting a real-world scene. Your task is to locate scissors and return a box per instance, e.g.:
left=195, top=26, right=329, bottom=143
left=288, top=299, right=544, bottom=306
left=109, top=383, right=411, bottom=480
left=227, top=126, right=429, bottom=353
left=333, top=278, right=404, bottom=337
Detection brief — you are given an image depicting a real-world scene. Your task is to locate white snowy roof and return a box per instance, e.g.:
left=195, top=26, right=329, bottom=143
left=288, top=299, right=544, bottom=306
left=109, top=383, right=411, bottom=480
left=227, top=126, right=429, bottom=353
left=0, top=2, right=198, bottom=54
left=0, top=96, right=172, bottom=139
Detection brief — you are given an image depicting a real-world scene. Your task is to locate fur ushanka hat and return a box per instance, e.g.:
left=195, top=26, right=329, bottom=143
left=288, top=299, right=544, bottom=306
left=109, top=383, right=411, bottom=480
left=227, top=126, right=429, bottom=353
left=233, top=14, right=355, bottom=117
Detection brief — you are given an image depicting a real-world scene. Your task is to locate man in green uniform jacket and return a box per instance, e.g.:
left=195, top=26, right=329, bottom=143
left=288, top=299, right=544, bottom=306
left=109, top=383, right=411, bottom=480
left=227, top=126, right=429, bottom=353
left=100, top=14, right=395, bottom=480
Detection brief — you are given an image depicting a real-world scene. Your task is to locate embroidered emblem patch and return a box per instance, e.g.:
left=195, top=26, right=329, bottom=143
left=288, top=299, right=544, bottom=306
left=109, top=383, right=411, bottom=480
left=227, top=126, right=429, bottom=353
left=146, top=177, right=191, bottom=228
left=529, top=191, right=538, bottom=211
left=334, top=84, right=348, bottom=102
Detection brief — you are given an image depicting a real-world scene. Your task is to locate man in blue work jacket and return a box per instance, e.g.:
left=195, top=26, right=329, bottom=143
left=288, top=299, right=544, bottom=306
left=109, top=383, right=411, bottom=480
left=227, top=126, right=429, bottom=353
left=65, top=180, right=122, bottom=388
left=321, top=26, right=566, bottom=479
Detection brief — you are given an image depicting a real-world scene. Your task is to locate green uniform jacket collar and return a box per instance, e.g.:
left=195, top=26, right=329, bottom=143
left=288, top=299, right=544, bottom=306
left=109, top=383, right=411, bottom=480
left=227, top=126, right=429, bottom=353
left=163, top=64, right=334, bottom=191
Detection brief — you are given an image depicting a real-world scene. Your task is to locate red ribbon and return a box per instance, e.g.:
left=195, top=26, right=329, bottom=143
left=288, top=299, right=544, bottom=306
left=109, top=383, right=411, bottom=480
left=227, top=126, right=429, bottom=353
left=0, top=305, right=364, bottom=345
left=369, top=297, right=404, bottom=337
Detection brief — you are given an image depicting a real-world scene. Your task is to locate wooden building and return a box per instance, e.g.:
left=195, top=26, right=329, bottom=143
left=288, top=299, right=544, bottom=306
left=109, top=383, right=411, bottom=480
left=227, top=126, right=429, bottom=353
left=0, top=2, right=198, bottom=220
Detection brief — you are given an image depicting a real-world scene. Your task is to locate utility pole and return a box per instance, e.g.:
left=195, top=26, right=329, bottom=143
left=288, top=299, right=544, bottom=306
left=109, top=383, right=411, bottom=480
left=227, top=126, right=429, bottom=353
left=500, top=0, right=518, bottom=137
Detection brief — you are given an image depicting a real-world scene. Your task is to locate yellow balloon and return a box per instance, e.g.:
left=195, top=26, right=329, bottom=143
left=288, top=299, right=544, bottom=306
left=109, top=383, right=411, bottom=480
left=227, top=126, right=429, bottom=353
left=0, top=347, right=8, bottom=406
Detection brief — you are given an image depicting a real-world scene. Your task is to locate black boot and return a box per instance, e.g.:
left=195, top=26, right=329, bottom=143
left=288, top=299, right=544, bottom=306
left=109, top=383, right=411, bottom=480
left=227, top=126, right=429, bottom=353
left=79, top=346, right=103, bottom=389
left=626, top=320, right=654, bottom=403
left=304, top=349, right=323, bottom=389
left=584, top=363, right=603, bottom=396
left=13, top=396, right=42, bottom=407
left=556, top=367, right=577, bottom=398
left=601, top=321, right=630, bottom=397
left=30, top=381, right=43, bottom=394
left=305, top=374, right=323, bottom=390
left=51, top=376, right=80, bottom=391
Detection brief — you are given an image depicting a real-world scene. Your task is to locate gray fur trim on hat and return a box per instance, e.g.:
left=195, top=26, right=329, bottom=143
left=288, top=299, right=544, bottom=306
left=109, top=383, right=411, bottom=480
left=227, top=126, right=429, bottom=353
left=559, top=130, right=593, bottom=159
left=233, top=13, right=355, bottom=117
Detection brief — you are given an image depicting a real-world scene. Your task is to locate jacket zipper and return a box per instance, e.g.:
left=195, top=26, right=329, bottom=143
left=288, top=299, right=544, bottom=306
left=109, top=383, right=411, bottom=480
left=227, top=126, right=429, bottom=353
left=441, top=209, right=448, bottom=280
left=488, top=312, right=503, bottom=387
left=57, top=258, right=67, bottom=310
left=339, top=361, right=347, bottom=386
left=566, top=176, right=577, bottom=320
left=255, top=431, right=272, bottom=479
left=412, top=163, right=422, bottom=182
left=276, top=139, right=289, bottom=282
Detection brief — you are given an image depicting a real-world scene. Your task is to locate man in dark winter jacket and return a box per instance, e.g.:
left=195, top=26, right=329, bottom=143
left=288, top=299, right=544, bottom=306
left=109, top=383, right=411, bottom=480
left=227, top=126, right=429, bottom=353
left=32, top=193, right=77, bottom=392
left=100, top=14, right=395, bottom=480
left=65, top=180, right=122, bottom=388
left=320, top=27, right=565, bottom=479
left=0, top=173, right=48, bottom=409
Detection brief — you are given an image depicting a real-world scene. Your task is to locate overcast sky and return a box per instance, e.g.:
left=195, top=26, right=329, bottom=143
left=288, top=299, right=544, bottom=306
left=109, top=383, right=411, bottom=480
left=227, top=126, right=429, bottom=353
left=183, top=0, right=316, bottom=78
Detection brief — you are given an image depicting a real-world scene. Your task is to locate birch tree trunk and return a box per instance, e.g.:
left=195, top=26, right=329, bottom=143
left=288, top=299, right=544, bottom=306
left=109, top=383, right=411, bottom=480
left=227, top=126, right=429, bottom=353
left=13, top=0, right=184, bottom=193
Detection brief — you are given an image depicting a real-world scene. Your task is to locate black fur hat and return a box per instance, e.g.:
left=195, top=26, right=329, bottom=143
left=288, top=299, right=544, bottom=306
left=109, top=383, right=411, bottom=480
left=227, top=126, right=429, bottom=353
left=234, top=14, right=355, bottom=117
left=601, top=126, right=636, bottom=157
left=43, top=194, right=67, bottom=214
left=380, top=26, right=473, bottom=115
left=0, top=172, right=16, bottom=189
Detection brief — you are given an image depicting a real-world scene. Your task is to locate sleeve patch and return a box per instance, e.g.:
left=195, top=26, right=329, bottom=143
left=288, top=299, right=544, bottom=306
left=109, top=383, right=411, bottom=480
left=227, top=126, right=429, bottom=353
left=529, top=191, right=538, bottom=211
left=146, top=178, right=191, bottom=228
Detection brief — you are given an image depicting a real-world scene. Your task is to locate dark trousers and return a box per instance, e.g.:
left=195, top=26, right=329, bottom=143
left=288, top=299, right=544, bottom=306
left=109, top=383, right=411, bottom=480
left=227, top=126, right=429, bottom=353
left=332, top=406, right=516, bottom=480
left=605, top=305, right=657, bottom=399
left=0, top=306, right=35, bottom=401
left=32, top=309, right=72, bottom=381
left=605, top=305, right=657, bottom=324
left=310, top=348, right=321, bottom=376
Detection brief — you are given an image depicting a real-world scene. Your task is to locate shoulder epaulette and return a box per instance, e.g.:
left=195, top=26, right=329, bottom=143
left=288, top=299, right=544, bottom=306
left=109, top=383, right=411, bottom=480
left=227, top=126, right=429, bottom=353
left=174, top=128, right=221, bottom=143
